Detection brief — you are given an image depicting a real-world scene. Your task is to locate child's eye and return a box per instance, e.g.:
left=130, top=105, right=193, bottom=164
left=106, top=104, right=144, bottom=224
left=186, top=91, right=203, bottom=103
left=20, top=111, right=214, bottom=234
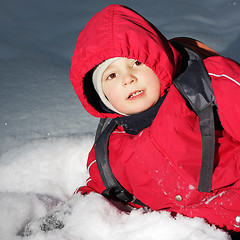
left=133, top=60, right=142, bottom=67
left=106, top=73, right=117, bottom=80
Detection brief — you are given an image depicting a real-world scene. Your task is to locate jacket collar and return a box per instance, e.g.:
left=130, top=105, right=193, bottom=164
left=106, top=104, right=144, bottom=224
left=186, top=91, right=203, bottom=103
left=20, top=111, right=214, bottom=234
left=114, top=92, right=167, bottom=135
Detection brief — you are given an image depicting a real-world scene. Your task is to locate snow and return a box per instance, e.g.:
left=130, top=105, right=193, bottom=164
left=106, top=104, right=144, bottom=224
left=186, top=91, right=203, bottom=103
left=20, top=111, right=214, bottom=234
left=0, top=0, right=239, bottom=239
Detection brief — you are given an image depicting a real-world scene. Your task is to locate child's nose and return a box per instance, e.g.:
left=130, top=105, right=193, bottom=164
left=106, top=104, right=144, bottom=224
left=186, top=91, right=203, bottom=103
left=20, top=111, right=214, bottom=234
left=122, top=74, right=137, bottom=86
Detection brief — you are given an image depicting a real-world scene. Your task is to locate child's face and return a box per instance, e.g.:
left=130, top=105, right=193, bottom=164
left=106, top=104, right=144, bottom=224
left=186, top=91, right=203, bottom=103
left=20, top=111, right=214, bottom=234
left=102, top=58, right=161, bottom=115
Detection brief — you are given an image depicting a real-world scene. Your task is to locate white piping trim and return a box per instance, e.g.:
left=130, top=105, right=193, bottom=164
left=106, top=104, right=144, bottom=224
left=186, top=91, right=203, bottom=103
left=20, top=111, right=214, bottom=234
left=113, top=130, right=126, bottom=134
left=87, top=160, right=96, bottom=172
left=86, top=178, right=92, bottom=184
left=209, top=73, right=240, bottom=87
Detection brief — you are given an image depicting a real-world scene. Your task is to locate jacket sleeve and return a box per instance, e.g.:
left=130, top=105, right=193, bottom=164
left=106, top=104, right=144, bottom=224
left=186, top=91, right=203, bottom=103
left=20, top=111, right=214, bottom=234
left=205, top=56, right=240, bottom=141
left=171, top=184, right=240, bottom=231
left=74, top=144, right=106, bottom=196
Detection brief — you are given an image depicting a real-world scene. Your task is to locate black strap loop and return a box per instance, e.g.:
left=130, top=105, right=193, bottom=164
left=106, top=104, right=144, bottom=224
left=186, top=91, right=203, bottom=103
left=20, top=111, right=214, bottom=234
left=95, top=118, right=148, bottom=207
left=197, top=103, right=215, bottom=192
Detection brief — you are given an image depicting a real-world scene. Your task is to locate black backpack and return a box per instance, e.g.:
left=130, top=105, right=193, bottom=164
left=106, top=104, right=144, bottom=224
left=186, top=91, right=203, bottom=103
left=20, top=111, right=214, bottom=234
left=94, top=39, right=221, bottom=210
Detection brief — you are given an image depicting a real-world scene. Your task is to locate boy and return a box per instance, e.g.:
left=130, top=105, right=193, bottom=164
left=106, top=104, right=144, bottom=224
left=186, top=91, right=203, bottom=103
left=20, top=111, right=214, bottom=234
left=70, top=4, right=240, bottom=232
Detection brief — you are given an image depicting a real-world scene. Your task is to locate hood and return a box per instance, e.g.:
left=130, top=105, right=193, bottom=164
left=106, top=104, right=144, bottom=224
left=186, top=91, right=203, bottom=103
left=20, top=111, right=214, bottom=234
left=70, top=4, right=181, bottom=118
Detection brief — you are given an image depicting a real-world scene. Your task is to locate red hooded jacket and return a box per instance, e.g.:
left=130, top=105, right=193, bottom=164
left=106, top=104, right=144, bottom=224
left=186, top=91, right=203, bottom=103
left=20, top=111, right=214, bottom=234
left=70, top=5, right=240, bottom=231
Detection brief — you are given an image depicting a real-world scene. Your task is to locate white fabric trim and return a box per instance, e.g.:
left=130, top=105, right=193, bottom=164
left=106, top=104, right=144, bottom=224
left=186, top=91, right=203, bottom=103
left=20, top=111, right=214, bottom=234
left=87, top=159, right=96, bottom=172
left=209, top=73, right=240, bottom=87
left=113, top=130, right=126, bottom=134
left=86, top=178, right=92, bottom=184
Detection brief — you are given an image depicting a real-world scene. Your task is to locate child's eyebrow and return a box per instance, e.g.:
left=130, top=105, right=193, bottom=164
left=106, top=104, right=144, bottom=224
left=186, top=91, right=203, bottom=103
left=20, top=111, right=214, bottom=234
left=104, top=65, right=116, bottom=74
left=103, top=68, right=114, bottom=76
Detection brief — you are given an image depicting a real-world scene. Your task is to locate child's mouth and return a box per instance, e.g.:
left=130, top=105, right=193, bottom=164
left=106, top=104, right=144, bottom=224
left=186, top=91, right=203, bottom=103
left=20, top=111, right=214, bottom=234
left=128, top=90, right=144, bottom=99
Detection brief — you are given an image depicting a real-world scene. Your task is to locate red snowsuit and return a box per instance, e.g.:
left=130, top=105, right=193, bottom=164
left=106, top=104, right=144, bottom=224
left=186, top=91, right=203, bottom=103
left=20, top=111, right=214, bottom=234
left=70, top=4, right=240, bottom=232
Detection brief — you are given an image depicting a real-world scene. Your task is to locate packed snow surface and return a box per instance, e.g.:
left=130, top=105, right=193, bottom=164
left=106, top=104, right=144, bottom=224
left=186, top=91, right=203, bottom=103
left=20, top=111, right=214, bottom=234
left=1, top=0, right=239, bottom=239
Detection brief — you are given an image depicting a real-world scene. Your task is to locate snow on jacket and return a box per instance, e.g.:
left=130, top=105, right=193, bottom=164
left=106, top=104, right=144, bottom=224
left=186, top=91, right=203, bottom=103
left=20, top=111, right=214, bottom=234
left=70, top=4, right=240, bottom=231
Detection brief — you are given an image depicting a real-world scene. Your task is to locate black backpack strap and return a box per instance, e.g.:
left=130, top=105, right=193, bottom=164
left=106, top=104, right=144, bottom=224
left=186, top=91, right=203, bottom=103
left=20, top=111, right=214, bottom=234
left=174, top=48, right=217, bottom=192
left=197, top=104, right=215, bottom=192
left=95, top=118, right=113, bottom=141
left=95, top=118, right=148, bottom=209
